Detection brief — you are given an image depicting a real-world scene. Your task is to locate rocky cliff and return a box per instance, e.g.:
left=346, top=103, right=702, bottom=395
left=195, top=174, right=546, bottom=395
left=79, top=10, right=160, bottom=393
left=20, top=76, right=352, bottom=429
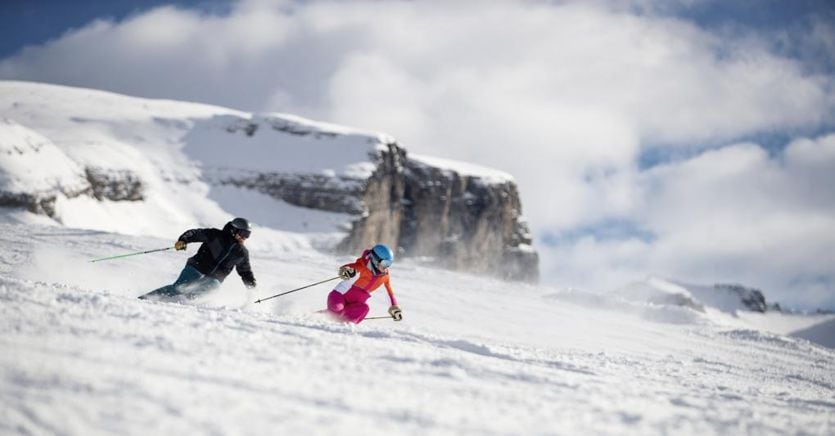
left=343, top=145, right=539, bottom=282
left=207, top=118, right=539, bottom=282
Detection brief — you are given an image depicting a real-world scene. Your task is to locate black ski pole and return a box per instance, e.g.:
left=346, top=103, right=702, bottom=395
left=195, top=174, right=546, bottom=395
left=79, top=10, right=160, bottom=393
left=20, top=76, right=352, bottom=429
left=90, top=246, right=174, bottom=263
left=254, top=276, right=341, bottom=304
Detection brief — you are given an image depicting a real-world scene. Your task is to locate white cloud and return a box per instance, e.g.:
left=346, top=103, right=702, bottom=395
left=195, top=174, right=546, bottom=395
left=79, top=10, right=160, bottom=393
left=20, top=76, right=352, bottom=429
left=548, top=136, right=835, bottom=308
left=1, top=0, right=834, bottom=307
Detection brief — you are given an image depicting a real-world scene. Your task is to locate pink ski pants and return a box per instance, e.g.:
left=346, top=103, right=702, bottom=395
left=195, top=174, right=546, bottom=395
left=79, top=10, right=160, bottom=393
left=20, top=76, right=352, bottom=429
left=327, top=286, right=371, bottom=323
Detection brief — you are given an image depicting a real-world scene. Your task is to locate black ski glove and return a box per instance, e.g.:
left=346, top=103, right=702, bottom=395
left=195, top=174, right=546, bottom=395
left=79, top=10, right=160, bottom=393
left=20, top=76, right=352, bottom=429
left=388, top=305, right=402, bottom=321
left=339, top=266, right=356, bottom=280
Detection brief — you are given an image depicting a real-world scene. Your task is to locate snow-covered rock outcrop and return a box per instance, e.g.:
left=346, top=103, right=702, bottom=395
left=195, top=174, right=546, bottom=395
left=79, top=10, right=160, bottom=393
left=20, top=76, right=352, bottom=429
left=617, top=277, right=778, bottom=315
left=0, top=81, right=538, bottom=280
left=0, top=117, right=146, bottom=215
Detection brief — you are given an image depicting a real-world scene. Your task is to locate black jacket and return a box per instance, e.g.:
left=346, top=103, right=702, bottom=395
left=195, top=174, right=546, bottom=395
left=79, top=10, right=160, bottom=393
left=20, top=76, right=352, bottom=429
left=178, top=223, right=256, bottom=287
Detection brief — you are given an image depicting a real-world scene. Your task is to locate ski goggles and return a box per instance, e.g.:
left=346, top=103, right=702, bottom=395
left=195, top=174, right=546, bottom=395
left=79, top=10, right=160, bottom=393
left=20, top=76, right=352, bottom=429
left=370, top=251, right=392, bottom=270
left=235, top=229, right=251, bottom=239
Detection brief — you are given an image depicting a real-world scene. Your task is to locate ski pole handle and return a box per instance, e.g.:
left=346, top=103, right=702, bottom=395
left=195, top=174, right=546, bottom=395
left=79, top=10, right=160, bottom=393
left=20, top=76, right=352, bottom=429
left=90, top=247, right=173, bottom=263
left=254, top=276, right=341, bottom=303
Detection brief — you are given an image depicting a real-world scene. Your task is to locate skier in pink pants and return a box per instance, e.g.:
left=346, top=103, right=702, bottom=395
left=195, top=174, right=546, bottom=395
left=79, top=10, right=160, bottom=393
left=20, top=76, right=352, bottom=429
left=327, top=244, right=402, bottom=324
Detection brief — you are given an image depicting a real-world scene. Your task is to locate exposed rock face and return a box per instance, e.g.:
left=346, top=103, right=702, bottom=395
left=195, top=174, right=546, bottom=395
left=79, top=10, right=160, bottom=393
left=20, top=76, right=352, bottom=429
left=343, top=148, right=538, bottom=281
left=210, top=137, right=539, bottom=281
left=713, top=283, right=768, bottom=313
left=336, top=142, right=408, bottom=254
left=0, top=167, right=145, bottom=218
left=210, top=169, right=366, bottom=215
left=0, top=191, right=61, bottom=217
left=407, top=158, right=537, bottom=281
left=85, top=167, right=145, bottom=202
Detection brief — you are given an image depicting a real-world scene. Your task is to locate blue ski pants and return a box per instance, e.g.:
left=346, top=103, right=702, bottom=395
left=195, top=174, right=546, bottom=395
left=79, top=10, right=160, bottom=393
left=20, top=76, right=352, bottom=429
left=140, top=265, right=220, bottom=300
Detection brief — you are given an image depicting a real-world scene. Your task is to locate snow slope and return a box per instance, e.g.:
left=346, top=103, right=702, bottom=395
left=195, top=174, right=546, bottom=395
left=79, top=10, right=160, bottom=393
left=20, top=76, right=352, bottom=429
left=0, top=118, right=87, bottom=195
left=0, top=80, right=394, bottom=243
left=1, top=217, right=833, bottom=435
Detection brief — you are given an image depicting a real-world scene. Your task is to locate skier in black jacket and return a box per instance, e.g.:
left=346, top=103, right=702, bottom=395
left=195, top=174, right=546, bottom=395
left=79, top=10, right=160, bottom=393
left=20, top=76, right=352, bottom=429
left=139, top=217, right=256, bottom=300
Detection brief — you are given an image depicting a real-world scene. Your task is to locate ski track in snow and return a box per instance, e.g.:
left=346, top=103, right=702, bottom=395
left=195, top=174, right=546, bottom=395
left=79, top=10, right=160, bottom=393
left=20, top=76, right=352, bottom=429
left=1, top=222, right=834, bottom=435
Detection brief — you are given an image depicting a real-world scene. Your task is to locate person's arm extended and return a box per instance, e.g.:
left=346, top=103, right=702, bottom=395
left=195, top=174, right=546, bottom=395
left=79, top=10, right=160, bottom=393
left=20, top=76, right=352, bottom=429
left=236, top=252, right=256, bottom=288
left=338, top=256, right=364, bottom=279
left=385, top=281, right=397, bottom=306
left=178, top=228, right=212, bottom=244
left=386, top=280, right=402, bottom=321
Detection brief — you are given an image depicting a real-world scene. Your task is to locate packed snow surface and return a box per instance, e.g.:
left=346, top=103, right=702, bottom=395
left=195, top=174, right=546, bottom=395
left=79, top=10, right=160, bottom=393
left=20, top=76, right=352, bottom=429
left=1, top=216, right=833, bottom=435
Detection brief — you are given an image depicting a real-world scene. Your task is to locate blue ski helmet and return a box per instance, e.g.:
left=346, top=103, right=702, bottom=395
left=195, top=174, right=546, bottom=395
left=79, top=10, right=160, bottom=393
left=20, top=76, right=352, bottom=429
left=370, top=244, right=394, bottom=270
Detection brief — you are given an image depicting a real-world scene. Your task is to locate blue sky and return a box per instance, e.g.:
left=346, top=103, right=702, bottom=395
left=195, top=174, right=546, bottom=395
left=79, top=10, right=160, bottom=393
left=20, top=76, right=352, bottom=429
left=0, top=0, right=227, bottom=58
left=3, top=0, right=833, bottom=62
left=1, top=0, right=834, bottom=309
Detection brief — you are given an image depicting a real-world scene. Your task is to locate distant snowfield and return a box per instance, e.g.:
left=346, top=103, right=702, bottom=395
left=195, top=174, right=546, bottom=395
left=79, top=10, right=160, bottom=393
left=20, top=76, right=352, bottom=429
left=1, top=216, right=833, bottom=435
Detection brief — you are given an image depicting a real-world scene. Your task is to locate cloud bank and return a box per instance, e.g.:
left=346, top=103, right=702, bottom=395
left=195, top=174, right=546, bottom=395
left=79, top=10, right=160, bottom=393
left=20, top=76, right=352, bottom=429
left=2, top=0, right=834, bottom=308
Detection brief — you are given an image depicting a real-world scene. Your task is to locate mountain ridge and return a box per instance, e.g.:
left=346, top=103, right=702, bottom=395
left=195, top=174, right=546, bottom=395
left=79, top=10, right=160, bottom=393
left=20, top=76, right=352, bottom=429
left=0, top=80, right=538, bottom=280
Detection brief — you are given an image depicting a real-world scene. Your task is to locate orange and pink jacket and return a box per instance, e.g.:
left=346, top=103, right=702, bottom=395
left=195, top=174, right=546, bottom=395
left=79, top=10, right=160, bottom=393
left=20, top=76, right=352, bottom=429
left=341, top=250, right=398, bottom=306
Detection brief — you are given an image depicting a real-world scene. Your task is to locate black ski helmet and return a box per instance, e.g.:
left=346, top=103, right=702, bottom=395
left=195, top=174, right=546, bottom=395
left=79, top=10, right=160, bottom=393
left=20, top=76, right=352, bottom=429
left=228, top=217, right=251, bottom=238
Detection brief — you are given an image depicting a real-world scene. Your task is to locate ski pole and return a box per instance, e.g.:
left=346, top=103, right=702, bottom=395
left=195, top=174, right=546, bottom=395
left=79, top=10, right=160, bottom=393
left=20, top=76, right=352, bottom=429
left=254, top=276, right=341, bottom=304
left=90, top=247, right=174, bottom=263
left=364, top=316, right=395, bottom=321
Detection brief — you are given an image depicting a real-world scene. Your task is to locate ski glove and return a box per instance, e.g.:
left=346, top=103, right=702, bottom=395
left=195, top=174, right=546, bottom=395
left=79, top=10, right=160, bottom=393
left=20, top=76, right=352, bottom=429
left=174, top=240, right=187, bottom=251
left=339, top=266, right=356, bottom=280
left=388, top=305, right=402, bottom=321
